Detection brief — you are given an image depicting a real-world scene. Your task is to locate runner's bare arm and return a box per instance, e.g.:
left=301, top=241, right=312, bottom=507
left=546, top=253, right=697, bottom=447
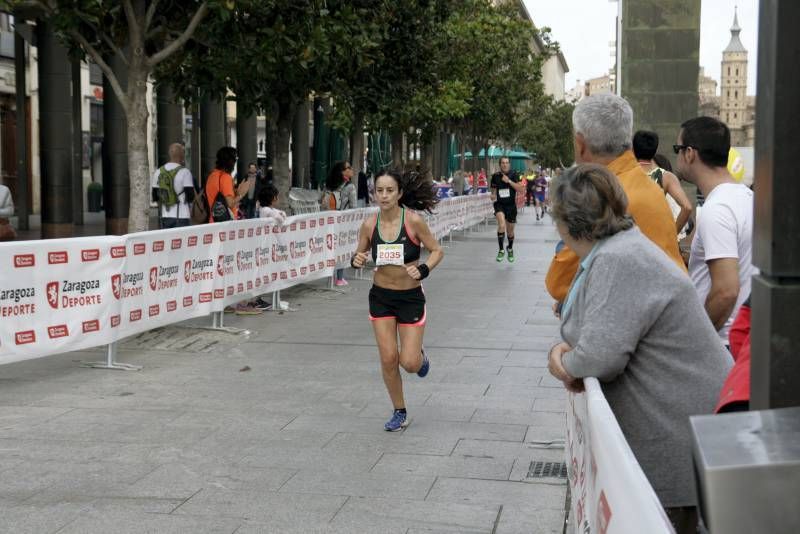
left=351, top=218, right=374, bottom=268
left=408, top=212, right=443, bottom=275
left=507, top=177, right=526, bottom=194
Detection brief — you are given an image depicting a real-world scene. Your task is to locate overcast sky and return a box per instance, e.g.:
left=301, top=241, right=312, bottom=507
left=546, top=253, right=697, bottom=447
left=523, top=0, right=759, bottom=95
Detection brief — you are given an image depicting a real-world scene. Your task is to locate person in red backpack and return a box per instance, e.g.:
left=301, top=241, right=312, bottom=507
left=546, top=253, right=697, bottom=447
left=716, top=296, right=751, bottom=413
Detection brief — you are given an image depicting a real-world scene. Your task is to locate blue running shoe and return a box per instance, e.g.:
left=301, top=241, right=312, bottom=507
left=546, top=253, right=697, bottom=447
left=384, top=410, right=409, bottom=432
left=417, top=348, right=430, bottom=378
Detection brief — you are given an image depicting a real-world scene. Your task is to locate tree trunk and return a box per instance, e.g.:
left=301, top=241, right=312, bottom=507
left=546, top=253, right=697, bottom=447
left=273, top=102, right=295, bottom=210
left=471, top=137, right=481, bottom=194
left=391, top=128, right=404, bottom=168
left=126, top=73, right=152, bottom=233
left=422, top=140, right=434, bottom=180
left=350, top=112, right=365, bottom=175
left=459, top=135, right=466, bottom=172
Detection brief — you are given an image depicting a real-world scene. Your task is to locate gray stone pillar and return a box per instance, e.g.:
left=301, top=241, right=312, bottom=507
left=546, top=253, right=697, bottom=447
left=200, top=96, right=225, bottom=184
left=750, top=0, right=800, bottom=410
left=71, top=59, right=83, bottom=225
left=620, top=1, right=700, bottom=150
left=292, top=100, right=310, bottom=187
left=14, top=28, right=29, bottom=230
left=156, top=85, right=183, bottom=167
left=236, top=103, right=258, bottom=176
left=37, top=21, right=73, bottom=238
left=102, top=54, right=129, bottom=235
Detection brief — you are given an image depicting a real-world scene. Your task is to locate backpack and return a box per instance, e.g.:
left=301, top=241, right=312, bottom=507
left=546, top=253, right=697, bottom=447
left=649, top=167, right=665, bottom=190
left=157, top=165, right=183, bottom=208
left=190, top=185, right=209, bottom=224
left=209, top=171, right=232, bottom=222
left=321, top=188, right=342, bottom=211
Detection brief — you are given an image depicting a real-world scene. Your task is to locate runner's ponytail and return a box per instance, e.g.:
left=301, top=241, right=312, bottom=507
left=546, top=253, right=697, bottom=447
left=376, top=169, right=439, bottom=213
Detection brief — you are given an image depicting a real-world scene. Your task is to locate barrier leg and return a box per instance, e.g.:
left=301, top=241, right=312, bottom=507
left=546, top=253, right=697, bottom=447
left=81, top=341, right=142, bottom=371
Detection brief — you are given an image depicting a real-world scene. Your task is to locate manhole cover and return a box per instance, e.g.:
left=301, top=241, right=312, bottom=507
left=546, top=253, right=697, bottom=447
left=526, top=461, right=568, bottom=479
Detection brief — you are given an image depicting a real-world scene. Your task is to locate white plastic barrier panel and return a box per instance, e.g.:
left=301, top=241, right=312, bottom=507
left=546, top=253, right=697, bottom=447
left=0, top=195, right=492, bottom=365
left=566, top=378, right=675, bottom=534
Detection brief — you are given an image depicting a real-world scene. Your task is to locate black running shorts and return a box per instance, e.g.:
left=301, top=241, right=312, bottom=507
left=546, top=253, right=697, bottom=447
left=369, top=285, right=426, bottom=326
left=493, top=202, right=518, bottom=224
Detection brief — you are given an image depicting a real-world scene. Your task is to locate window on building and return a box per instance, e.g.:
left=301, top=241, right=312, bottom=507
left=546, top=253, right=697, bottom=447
left=736, top=68, right=739, bottom=76
left=734, top=113, right=738, bottom=119
left=90, top=103, right=104, bottom=137
left=735, top=90, right=738, bottom=98
left=728, top=67, right=731, bottom=76
left=727, top=90, right=730, bottom=98
left=89, top=62, right=103, bottom=86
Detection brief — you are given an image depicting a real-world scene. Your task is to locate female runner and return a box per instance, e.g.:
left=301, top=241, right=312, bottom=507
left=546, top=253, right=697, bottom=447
left=351, top=170, right=443, bottom=431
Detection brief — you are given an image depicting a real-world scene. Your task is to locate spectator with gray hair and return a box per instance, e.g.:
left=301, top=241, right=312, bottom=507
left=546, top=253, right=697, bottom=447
left=545, top=93, right=686, bottom=304
left=547, top=163, right=730, bottom=533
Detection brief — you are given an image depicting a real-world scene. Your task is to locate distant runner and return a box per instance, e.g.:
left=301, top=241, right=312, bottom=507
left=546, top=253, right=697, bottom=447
left=490, top=156, right=526, bottom=262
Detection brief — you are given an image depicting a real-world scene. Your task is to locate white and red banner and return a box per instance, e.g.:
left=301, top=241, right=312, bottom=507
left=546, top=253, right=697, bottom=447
left=566, top=378, right=674, bottom=534
left=0, top=195, right=492, bottom=365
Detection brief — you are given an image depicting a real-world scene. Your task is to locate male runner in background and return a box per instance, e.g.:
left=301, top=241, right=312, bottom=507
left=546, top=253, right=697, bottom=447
left=491, top=156, right=526, bottom=262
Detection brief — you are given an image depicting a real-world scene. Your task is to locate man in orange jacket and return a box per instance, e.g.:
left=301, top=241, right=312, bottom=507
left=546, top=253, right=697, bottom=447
left=546, top=94, right=686, bottom=304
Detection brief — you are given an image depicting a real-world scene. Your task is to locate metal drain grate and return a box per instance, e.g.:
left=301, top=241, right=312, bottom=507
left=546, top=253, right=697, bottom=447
left=526, top=461, right=568, bottom=479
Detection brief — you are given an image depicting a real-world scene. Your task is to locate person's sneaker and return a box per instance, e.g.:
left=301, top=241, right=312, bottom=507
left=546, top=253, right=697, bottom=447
left=507, top=249, right=515, bottom=263
left=334, top=278, right=349, bottom=287
left=253, top=297, right=272, bottom=311
left=536, top=214, right=540, bottom=221
left=417, top=347, right=430, bottom=378
left=235, top=304, right=263, bottom=315
left=384, top=410, right=409, bottom=432
left=496, top=250, right=505, bottom=262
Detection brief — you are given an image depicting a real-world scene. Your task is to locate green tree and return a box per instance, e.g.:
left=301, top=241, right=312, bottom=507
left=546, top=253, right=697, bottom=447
left=167, top=0, right=380, bottom=206
left=5, top=0, right=230, bottom=232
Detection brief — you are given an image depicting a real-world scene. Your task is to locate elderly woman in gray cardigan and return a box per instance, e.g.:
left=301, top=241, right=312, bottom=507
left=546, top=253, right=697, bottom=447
left=547, top=164, right=730, bottom=532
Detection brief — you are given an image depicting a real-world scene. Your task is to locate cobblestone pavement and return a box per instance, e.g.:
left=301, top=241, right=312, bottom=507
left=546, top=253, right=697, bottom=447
left=0, top=207, right=568, bottom=533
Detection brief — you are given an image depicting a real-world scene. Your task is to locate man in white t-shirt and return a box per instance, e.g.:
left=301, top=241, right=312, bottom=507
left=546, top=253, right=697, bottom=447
left=151, top=143, right=195, bottom=228
left=675, top=117, right=755, bottom=346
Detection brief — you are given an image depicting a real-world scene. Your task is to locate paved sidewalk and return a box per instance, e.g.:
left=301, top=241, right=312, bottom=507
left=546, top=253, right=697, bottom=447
left=0, top=207, right=568, bottom=534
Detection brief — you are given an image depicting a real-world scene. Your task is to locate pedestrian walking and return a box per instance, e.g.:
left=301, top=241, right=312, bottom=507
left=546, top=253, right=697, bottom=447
left=324, top=161, right=357, bottom=286
left=237, top=162, right=262, bottom=219
left=491, top=156, right=525, bottom=262
left=546, top=163, right=730, bottom=534
left=151, top=143, right=195, bottom=228
left=633, top=130, right=693, bottom=239
left=532, top=172, right=548, bottom=220
left=350, top=170, right=443, bottom=431
left=675, top=116, right=755, bottom=347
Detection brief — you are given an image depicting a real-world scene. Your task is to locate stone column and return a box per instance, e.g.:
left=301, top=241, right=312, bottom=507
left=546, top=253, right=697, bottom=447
left=620, top=0, right=700, bottom=153
left=102, top=54, right=129, bottom=235
left=71, top=59, right=83, bottom=225
left=37, top=21, right=73, bottom=238
left=200, top=95, right=225, bottom=183
left=236, top=102, right=258, bottom=175
left=750, top=0, right=800, bottom=410
left=156, top=85, right=183, bottom=167
left=291, top=99, right=310, bottom=187
left=14, top=28, right=29, bottom=230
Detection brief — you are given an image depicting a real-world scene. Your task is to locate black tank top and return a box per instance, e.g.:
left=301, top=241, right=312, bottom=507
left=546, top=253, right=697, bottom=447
left=371, top=208, right=421, bottom=265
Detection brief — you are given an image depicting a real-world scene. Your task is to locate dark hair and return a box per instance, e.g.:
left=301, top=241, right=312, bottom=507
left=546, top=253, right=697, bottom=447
left=680, top=116, right=730, bottom=168
left=326, top=161, right=348, bottom=191
left=632, top=130, right=659, bottom=160
left=499, top=156, right=511, bottom=165
left=374, top=169, right=439, bottom=213
left=215, top=146, right=238, bottom=173
left=258, top=184, right=279, bottom=208
left=653, top=153, right=673, bottom=172
left=551, top=163, right=633, bottom=241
